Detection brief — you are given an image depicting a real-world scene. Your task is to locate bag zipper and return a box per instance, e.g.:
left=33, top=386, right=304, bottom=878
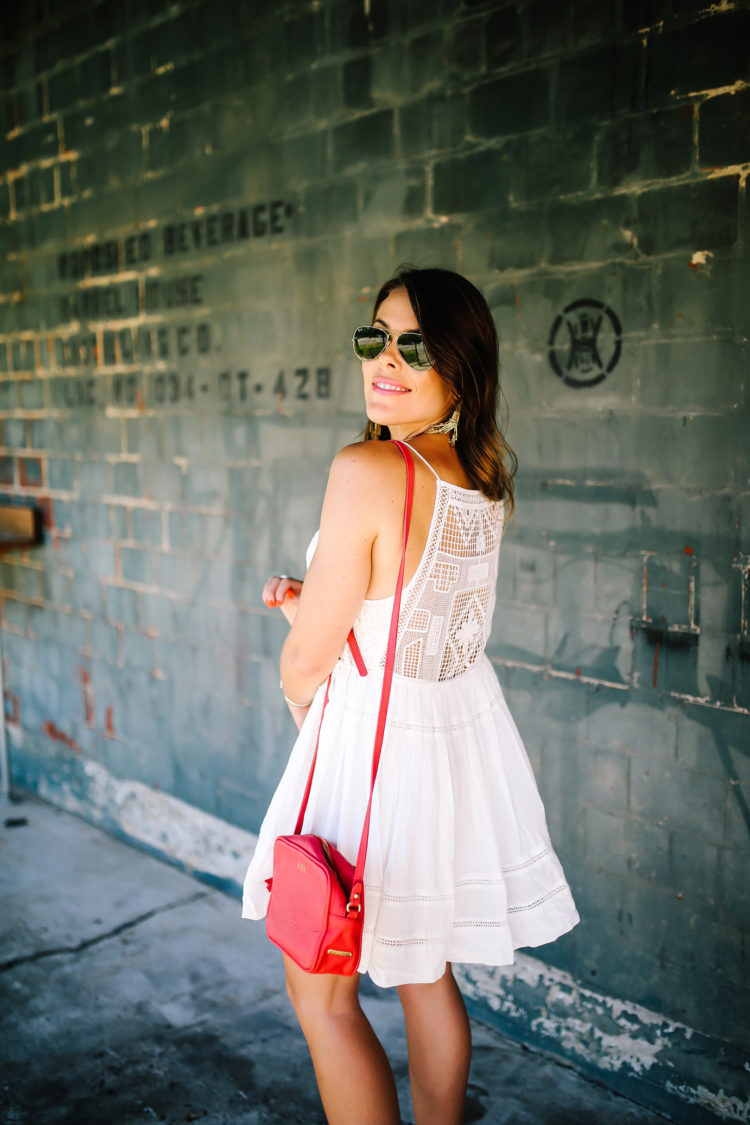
left=319, top=837, right=350, bottom=899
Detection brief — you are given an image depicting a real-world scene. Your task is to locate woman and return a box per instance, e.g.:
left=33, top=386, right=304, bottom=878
left=242, top=267, right=579, bottom=1124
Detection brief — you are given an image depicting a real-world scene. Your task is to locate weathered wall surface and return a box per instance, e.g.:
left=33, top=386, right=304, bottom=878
left=1, top=1, right=748, bottom=1119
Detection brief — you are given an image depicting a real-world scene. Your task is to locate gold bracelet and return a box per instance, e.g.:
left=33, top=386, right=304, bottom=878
left=280, top=681, right=314, bottom=708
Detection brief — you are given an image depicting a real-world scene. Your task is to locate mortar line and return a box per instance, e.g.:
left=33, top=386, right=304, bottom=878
left=0, top=889, right=213, bottom=973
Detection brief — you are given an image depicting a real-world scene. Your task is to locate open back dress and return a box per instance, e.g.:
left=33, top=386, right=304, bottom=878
left=242, top=443, right=579, bottom=987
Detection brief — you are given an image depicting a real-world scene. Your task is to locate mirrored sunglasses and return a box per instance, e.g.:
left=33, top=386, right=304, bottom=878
left=352, top=325, right=433, bottom=372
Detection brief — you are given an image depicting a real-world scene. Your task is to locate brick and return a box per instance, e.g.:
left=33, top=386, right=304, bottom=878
left=670, top=830, right=719, bottom=900
left=185, top=466, right=228, bottom=508
left=29, top=418, right=55, bottom=449
left=598, top=107, right=695, bottom=189
left=715, top=923, right=749, bottom=989
left=646, top=10, right=750, bottom=105
left=19, top=378, right=45, bottom=408
left=625, top=817, right=671, bottom=883
left=2, top=420, right=26, bottom=450
left=433, top=147, right=511, bottom=214
left=330, top=0, right=389, bottom=49
left=511, top=125, right=593, bottom=202
left=621, top=0, right=669, bottom=34
left=48, top=64, right=81, bottom=113
left=42, top=566, right=72, bottom=608
left=399, top=91, right=467, bottom=158
left=120, top=546, right=152, bottom=585
left=486, top=602, right=546, bottom=663
left=139, top=592, right=177, bottom=637
left=485, top=3, right=523, bottom=69
left=717, top=845, right=750, bottom=929
left=81, top=48, right=115, bottom=101
left=0, top=381, right=15, bottom=411
left=142, top=462, right=185, bottom=505
left=332, top=109, right=395, bottom=174
left=638, top=339, right=745, bottom=411
left=154, top=553, right=200, bottom=598
left=0, top=559, right=18, bottom=593
left=86, top=540, right=116, bottom=581
left=509, top=544, right=556, bottom=607
left=47, top=457, right=75, bottom=492
left=103, top=584, right=138, bottom=627
left=69, top=572, right=103, bottom=616
left=112, top=461, right=140, bottom=498
left=700, top=88, right=750, bottom=170
left=130, top=508, right=163, bottom=548
left=343, top=56, right=372, bottom=110
left=444, top=15, right=485, bottom=81
left=14, top=564, right=44, bottom=600
left=59, top=161, right=74, bottom=199
left=363, top=166, right=426, bottom=225
left=637, top=176, right=738, bottom=256
left=470, top=68, right=550, bottom=139
left=461, top=206, right=543, bottom=275
left=547, top=742, right=629, bottom=814
left=584, top=807, right=628, bottom=875
left=547, top=610, right=629, bottom=681
left=3, top=597, right=27, bottom=631
left=630, top=757, right=725, bottom=842
left=658, top=256, right=749, bottom=339
left=554, top=555, right=597, bottom=613
left=558, top=42, right=643, bottom=126
left=545, top=194, right=637, bottom=265
left=69, top=502, right=110, bottom=540
left=301, top=180, right=358, bottom=238
left=122, top=629, right=156, bottom=671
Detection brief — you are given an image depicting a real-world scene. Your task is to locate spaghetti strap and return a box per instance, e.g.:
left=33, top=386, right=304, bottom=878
left=401, top=441, right=440, bottom=480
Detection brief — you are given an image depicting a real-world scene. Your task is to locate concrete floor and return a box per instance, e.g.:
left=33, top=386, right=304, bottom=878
left=1, top=796, right=671, bottom=1124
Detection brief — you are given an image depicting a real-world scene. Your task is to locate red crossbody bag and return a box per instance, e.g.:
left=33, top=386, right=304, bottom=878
left=265, top=441, right=415, bottom=974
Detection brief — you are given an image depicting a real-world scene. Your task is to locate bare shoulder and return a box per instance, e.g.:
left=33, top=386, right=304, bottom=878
left=328, top=440, right=405, bottom=493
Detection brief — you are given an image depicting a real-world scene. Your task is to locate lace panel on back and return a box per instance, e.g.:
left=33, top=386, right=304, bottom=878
left=389, top=484, right=504, bottom=682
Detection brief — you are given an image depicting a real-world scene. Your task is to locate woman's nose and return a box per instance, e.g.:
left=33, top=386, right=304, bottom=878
left=381, top=336, right=400, bottom=365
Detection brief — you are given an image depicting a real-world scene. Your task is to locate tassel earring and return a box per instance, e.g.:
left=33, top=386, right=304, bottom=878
left=425, top=406, right=460, bottom=446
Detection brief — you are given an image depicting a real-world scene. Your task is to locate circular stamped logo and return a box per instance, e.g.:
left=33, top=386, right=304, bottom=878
left=548, top=299, right=622, bottom=388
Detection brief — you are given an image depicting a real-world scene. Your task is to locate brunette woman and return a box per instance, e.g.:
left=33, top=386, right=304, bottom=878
left=243, top=267, right=579, bottom=1125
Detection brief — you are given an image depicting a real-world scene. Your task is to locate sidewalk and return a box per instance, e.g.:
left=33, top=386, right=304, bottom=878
left=1, top=795, right=670, bottom=1125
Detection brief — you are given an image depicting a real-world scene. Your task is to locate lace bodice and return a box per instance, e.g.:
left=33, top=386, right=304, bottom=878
left=306, top=445, right=505, bottom=682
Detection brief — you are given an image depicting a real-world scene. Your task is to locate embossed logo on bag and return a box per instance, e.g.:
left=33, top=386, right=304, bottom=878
left=297, top=861, right=306, bottom=873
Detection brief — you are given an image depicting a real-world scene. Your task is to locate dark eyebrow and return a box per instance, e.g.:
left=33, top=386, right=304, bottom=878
left=373, top=316, right=419, bottom=332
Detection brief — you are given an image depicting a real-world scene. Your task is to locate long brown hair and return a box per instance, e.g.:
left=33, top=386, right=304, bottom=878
left=365, top=266, right=516, bottom=510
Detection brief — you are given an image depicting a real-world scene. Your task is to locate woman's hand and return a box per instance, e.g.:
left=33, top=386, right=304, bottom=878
left=263, top=575, right=303, bottom=625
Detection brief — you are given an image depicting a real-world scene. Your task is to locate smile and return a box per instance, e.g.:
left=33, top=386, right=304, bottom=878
left=372, top=380, right=410, bottom=394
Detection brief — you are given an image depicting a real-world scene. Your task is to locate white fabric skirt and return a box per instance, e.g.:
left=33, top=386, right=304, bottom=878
left=242, top=654, right=579, bottom=988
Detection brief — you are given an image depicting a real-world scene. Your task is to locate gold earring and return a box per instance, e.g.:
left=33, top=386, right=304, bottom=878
left=425, top=406, right=460, bottom=446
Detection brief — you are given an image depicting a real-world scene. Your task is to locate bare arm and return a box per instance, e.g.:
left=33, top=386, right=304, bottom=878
left=278, top=442, right=399, bottom=728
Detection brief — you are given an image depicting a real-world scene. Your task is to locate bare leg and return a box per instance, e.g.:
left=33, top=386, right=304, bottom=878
left=397, top=965, right=471, bottom=1125
left=283, top=954, right=401, bottom=1125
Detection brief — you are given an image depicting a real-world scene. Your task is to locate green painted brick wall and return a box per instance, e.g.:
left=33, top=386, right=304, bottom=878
left=1, top=1, right=748, bottom=1119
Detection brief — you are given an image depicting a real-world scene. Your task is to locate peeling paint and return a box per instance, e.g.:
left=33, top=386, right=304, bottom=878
left=41, top=720, right=80, bottom=754
left=35, top=757, right=257, bottom=892
left=455, top=956, right=748, bottom=1122
left=665, top=1082, right=750, bottom=1124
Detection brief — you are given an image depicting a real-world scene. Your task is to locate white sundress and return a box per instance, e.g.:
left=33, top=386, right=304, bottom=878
left=242, top=443, right=579, bottom=987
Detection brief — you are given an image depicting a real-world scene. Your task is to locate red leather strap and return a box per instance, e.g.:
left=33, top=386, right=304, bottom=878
left=292, top=441, right=415, bottom=878
left=350, top=441, right=414, bottom=905
left=293, top=675, right=331, bottom=836
left=347, top=629, right=368, bottom=676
